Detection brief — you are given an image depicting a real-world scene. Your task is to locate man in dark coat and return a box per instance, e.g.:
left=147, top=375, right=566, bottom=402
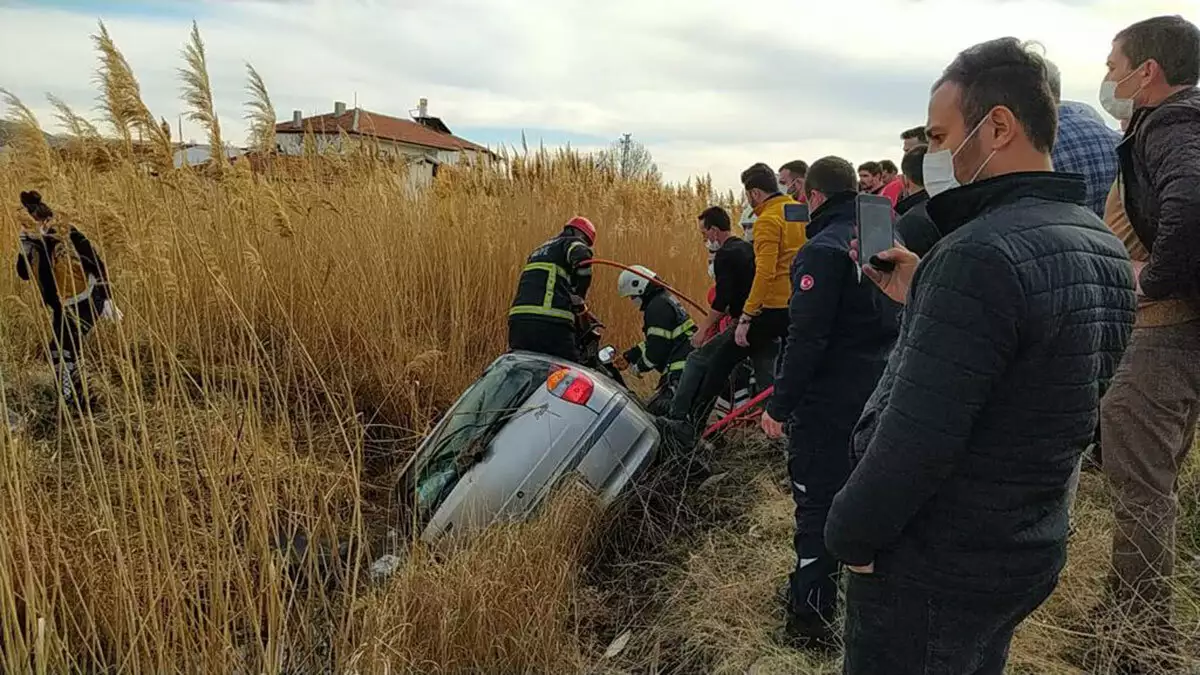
left=827, top=38, right=1137, bottom=675
left=758, top=156, right=900, bottom=650
left=1098, top=15, right=1200, bottom=666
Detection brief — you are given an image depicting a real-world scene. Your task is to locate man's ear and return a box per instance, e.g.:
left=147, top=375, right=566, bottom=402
left=989, top=106, right=1019, bottom=151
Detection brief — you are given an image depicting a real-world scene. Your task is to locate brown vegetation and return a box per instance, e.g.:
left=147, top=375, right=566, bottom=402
left=0, top=19, right=1195, bottom=675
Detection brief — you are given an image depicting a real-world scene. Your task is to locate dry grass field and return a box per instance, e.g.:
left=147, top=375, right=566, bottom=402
left=0, top=20, right=1196, bottom=675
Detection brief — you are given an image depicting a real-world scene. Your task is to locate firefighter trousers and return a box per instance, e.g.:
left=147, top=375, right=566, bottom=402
left=507, top=316, right=580, bottom=363
left=786, top=416, right=853, bottom=623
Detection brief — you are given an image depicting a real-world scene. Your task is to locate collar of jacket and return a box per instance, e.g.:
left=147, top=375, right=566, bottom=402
left=640, top=282, right=665, bottom=305
left=894, top=189, right=928, bottom=216
left=926, top=172, right=1088, bottom=236
left=1126, top=86, right=1200, bottom=139
left=806, top=191, right=858, bottom=239
left=752, top=193, right=788, bottom=216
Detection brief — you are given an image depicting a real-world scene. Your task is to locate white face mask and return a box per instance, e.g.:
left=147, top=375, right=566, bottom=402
left=923, top=114, right=996, bottom=198
left=1099, top=67, right=1145, bottom=122
left=705, top=238, right=721, bottom=253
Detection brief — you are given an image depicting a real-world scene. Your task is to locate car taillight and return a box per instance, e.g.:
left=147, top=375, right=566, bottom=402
left=547, top=368, right=594, bottom=406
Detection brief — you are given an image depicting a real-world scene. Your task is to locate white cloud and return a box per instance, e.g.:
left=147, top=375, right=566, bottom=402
left=0, top=0, right=1193, bottom=188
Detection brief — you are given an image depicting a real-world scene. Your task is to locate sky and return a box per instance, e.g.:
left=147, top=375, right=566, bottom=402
left=0, top=0, right=1193, bottom=189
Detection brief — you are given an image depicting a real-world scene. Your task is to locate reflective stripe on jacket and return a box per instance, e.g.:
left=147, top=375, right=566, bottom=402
left=624, top=286, right=695, bottom=375
left=509, top=232, right=593, bottom=323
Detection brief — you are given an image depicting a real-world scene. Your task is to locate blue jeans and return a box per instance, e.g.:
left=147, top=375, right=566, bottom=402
left=842, top=572, right=1057, bottom=675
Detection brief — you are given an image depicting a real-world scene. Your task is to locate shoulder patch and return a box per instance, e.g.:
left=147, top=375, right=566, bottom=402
left=799, top=274, right=815, bottom=292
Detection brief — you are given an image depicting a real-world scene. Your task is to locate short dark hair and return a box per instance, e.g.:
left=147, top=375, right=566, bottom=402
left=933, top=37, right=1057, bottom=154
left=857, top=161, right=882, bottom=176
left=698, top=206, right=731, bottom=232
left=879, top=159, right=898, bottom=175
left=1116, top=15, right=1200, bottom=87
left=900, top=126, right=928, bottom=143
left=806, top=156, right=858, bottom=197
left=901, top=146, right=927, bottom=187
left=778, top=160, right=808, bottom=177
left=741, top=162, right=779, bottom=194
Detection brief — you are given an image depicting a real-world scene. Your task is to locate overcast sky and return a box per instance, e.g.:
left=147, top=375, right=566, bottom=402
left=0, top=0, right=1191, bottom=188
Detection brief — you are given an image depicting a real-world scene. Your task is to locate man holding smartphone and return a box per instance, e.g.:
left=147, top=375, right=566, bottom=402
left=826, top=38, right=1136, bottom=674
left=759, top=157, right=900, bottom=650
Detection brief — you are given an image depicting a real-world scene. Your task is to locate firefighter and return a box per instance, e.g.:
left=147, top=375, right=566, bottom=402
left=16, top=190, right=120, bottom=404
left=507, top=216, right=596, bottom=362
left=612, top=266, right=696, bottom=415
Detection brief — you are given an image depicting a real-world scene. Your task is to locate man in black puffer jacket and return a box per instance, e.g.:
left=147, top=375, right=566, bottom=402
left=826, top=38, right=1137, bottom=675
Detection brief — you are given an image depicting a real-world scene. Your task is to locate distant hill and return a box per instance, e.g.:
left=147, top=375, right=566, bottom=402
left=0, top=119, right=63, bottom=147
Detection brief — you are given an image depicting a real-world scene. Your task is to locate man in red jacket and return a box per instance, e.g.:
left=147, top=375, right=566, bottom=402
left=878, top=159, right=905, bottom=207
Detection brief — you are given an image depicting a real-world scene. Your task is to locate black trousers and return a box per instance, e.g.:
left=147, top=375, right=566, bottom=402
left=843, top=573, right=1057, bottom=675
left=786, top=416, right=852, bottom=623
left=507, top=317, right=580, bottom=363
left=48, top=289, right=105, bottom=402
left=668, top=309, right=785, bottom=425
left=644, top=370, right=682, bottom=417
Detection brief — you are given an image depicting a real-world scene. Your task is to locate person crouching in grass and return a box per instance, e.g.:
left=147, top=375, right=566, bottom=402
left=15, top=190, right=120, bottom=406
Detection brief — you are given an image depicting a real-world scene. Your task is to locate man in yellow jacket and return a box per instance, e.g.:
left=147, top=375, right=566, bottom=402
left=664, top=163, right=806, bottom=436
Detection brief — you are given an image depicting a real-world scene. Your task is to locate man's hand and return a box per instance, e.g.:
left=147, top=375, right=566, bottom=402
left=612, top=353, right=630, bottom=371
left=690, top=330, right=708, bottom=349
left=1132, top=260, right=1146, bottom=297
left=851, top=239, right=919, bottom=305
left=734, top=319, right=751, bottom=347
left=761, top=411, right=785, bottom=439
left=847, top=562, right=875, bottom=575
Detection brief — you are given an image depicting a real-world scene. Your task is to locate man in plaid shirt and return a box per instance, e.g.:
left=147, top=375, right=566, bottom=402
left=1047, top=61, right=1122, bottom=217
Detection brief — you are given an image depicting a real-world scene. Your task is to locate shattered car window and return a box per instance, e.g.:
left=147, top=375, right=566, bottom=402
left=411, top=357, right=552, bottom=524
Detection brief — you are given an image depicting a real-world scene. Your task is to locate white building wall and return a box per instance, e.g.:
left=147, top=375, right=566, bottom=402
left=274, top=132, right=491, bottom=190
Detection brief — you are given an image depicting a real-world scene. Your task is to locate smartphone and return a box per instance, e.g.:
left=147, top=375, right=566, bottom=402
left=856, top=194, right=896, bottom=273
left=783, top=203, right=810, bottom=222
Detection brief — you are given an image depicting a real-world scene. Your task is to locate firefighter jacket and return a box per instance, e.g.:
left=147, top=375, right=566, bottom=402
left=623, top=285, right=696, bottom=376
left=509, top=230, right=593, bottom=325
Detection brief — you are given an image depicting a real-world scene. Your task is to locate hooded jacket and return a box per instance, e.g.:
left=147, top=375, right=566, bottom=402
left=826, top=173, right=1136, bottom=593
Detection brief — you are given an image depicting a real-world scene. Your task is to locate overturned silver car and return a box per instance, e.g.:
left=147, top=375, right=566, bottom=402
left=399, top=351, right=660, bottom=543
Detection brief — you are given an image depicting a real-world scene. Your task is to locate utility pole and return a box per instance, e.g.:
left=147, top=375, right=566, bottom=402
left=620, top=133, right=632, bottom=178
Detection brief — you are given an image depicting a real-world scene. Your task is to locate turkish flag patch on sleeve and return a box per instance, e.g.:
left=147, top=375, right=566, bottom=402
left=799, top=274, right=815, bottom=291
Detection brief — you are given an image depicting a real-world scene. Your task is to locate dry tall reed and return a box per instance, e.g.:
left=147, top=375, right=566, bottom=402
left=0, top=22, right=719, bottom=674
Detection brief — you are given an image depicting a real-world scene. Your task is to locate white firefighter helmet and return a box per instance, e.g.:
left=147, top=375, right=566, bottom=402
left=739, top=204, right=757, bottom=242
left=617, top=265, right=657, bottom=299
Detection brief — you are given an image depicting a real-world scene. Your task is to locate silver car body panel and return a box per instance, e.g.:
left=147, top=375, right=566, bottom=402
left=413, top=351, right=659, bottom=543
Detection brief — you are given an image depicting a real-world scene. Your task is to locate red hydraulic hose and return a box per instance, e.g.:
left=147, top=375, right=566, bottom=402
left=702, top=386, right=774, bottom=439
left=581, top=258, right=708, bottom=315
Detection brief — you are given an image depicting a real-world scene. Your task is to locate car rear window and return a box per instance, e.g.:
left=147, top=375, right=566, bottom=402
left=410, top=356, right=553, bottom=524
